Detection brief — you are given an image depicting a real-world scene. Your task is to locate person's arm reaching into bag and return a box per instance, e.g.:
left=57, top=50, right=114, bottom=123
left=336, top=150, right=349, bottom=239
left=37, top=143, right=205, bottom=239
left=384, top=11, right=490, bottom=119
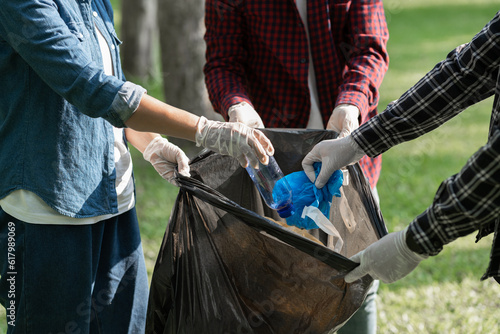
left=304, top=14, right=500, bottom=284
left=125, top=93, right=274, bottom=169
left=344, top=227, right=428, bottom=283
left=345, top=127, right=500, bottom=283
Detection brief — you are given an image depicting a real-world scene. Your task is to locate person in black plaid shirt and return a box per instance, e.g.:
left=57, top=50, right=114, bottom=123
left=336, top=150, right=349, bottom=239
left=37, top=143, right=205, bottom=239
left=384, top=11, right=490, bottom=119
left=302, top=10, right=500, bottom=284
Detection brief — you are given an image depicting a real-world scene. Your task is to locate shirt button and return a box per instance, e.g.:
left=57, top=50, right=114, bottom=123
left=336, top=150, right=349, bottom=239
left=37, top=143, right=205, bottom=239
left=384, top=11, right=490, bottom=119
left=93, top=11, right=98, bottom=17
left=111, top=45, right=116, bottom=50
left=299, top=58, right=307, bottom=64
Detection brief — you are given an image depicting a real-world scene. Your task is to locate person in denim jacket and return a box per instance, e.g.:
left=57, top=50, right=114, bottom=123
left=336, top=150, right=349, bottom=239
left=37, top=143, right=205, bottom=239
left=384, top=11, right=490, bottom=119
left=0, top=0, right=274, bottom=332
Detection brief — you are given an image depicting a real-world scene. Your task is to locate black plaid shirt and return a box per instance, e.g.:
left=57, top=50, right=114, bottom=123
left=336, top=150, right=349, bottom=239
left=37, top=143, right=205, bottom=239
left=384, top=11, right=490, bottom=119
left=352, top=11, right=500, bottom=281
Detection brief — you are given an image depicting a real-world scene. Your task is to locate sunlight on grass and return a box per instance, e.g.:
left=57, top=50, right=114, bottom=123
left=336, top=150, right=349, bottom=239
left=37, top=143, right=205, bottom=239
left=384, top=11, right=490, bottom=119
left=392, top=0, right=498, bottom=9
left=379, top=277, right=500, bottom=333
left=378, top=233, right=499, bottom=332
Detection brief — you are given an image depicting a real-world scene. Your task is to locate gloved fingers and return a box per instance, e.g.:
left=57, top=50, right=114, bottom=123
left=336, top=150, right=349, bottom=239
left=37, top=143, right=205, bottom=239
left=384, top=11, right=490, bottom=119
left=236, top=127, right=272, bottom=167
left=157, top=161, right=177, bottom=185
left=339, top=126, right=354, bottom=139
left=314, top=162, right=336, bottom=189
left=344, top=252, right=364, bottom=283
left=158, top=141, right=189, bottom=164
left=344, top=266, right=366, bottom=283
left=338, top=116, right=360, bottom=139
left=327, top=104, right=360, bottom=136
left=236, top=154, right=250, bottom=168
left=344, top=229, right=428, bottom=284
left=174, top=150, right=191, bottom=177
left=228, top=102, right=265, bottom=128
left=236, top=137, right=260, bottom=168
left=230, top=112, right=265, bottom=129
left=145, top=157, right=179, bottom=186
left=252, top=118, right=265, bottom=129
left=195, top=117, right=274, bottom=168
left=326, top=117, right=341, bottom=133
left=236, top=149, right=261, bottom=169
left=302, top=150, right=321, bottom=184
left=302, top=137, right=364, bottom=188
left=252, top=129, right=274, bottom=160
left=143, top=136, right=191, bottom=186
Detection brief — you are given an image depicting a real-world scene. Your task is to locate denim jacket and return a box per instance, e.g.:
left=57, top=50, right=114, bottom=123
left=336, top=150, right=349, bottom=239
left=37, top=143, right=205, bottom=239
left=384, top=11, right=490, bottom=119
left=0, top=0, right=146, bottom=217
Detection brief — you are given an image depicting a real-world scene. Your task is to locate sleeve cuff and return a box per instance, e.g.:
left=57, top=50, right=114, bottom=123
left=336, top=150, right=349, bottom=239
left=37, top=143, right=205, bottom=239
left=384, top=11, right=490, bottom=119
left=110, top=81, right=147, bottom=127
left=336, top=90, right=369, bottom=121
left=408, top=211, right=444, bottom=256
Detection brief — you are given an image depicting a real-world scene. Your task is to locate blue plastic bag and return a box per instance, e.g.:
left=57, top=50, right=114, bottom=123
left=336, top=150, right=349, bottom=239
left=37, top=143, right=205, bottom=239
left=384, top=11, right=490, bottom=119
left=276, top=163, right=343, bottom=229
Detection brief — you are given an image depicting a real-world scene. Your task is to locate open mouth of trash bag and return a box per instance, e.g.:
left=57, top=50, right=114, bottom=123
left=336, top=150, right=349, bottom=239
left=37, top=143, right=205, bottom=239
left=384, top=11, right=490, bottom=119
left=146, top=129, right=387, bottom=334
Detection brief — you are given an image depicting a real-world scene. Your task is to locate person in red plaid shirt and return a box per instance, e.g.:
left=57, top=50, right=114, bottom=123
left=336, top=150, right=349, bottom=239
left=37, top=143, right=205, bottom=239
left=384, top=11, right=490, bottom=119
left=204, top=0, right=389, bottom=191
left=204, top=1, right=389, bottom=333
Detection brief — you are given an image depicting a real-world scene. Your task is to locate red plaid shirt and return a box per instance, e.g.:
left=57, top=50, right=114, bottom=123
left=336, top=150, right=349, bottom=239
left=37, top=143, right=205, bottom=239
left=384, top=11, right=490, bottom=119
left=204, top=0, right=389, bottom=188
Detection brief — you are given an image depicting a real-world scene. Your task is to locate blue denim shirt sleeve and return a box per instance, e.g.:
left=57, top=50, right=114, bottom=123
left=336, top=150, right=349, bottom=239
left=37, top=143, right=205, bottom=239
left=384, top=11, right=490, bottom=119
left=0, top=0, right=141, bottom=127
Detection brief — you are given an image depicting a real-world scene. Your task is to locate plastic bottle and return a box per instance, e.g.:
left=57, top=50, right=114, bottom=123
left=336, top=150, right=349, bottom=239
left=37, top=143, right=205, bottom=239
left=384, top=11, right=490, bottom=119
left=245, top=156, right=295, bottom=218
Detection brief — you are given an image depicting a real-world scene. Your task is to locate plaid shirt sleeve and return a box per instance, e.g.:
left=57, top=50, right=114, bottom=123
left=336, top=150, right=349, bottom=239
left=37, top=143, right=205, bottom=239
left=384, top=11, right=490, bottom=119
left=409, top=127, right=500, bottom=256
left=352, top=13, right=500, bottom=157
left=204, top=0, right=252, bottom=120
left=352, top=12, right=500, bottom=258
left=334, top=0, right=389, bottom=122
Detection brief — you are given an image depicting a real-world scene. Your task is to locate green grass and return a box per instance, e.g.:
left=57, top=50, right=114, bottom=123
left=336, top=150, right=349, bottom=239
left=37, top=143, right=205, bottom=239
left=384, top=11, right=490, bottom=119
left=2, top=1, right=500, bottom=333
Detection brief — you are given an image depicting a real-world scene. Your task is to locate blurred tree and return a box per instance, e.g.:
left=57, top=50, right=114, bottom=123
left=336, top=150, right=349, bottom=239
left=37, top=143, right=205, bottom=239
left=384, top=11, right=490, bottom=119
left=157, top=0, right=213, bottom=118
left=120, top=0, right=218, bottom=154
left=156, top=0, right=219, bottom=154
left=121, top=0, right=158, bottom=80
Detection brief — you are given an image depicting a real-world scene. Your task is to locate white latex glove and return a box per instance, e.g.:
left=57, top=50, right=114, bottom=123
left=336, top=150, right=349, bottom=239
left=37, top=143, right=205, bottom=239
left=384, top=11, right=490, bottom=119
left=143, top=136, right=191, bottom=186
left=228, top=102, right=265, bottom=128
left=326, top=104, right=360, bottom=138
left=302, top=135, right=365, bottom=188
left=344, top=227, right=428, bottom=284
left=195, top=116, right=274, bottom=168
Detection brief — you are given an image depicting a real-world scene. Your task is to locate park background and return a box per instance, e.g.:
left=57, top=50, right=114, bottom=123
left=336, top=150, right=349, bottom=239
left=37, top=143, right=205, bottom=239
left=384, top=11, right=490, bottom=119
left=1, top=0, right=500, bottom=333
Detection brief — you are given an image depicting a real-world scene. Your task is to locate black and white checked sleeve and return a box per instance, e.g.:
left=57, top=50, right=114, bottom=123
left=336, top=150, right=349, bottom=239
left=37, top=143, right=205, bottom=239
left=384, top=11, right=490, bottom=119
left=408, top=127, right=500, bottom=255
left=352, top=11, right=500, bottom=158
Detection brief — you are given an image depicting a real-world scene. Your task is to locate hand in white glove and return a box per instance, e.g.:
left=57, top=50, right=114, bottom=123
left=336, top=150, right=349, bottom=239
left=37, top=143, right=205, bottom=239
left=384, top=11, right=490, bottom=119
left=143, top=136, right=191, bottom=186
left=195, top=116, right=274, bottom=168
left=344, top=227, right=428, bottom=284
left=228, top=102, right=265, bottom=129
left=326, top=104, right=360, bottom=138
left=302, top=135, right=365, bottom=188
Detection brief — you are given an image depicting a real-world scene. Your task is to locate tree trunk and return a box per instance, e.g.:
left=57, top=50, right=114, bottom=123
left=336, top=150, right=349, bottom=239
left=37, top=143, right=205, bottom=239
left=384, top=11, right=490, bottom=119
left=120, top=0, right=158, bottom=80
left=157, top=0, right=219, bottom=155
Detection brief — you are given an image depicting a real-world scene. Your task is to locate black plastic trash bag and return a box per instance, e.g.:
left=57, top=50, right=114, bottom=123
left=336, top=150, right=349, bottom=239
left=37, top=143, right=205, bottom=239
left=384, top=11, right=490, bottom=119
left=146, top=129, right=387, bottom=334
